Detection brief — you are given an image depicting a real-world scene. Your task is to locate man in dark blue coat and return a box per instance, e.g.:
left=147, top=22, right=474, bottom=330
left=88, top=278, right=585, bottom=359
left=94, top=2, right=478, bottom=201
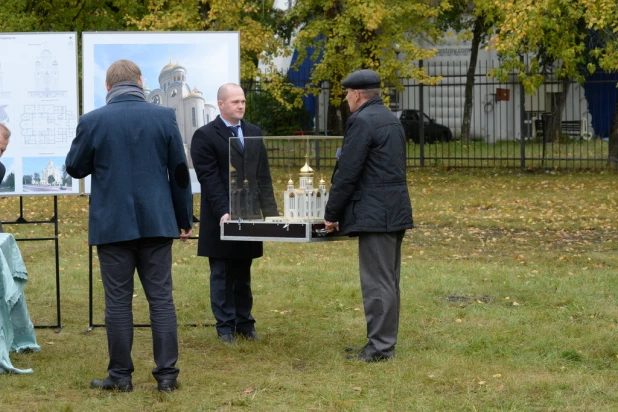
left=66, top=59, right=193, bottom=392
left=324, top=69, right=413, bottom=362
left=191, top=83, right=277, bottom=345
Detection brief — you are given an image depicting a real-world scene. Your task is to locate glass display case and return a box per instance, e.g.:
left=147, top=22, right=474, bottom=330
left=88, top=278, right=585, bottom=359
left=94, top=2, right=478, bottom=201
left=220, top=135, right=346, bottom=242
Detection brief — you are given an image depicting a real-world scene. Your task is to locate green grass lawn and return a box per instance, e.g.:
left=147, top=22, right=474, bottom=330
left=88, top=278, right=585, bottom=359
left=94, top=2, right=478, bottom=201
left=2, top=168, right=618, bottom=411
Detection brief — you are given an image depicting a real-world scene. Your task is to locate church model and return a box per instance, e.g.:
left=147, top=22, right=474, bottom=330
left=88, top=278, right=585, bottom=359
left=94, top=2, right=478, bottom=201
left=229, top=157, right=329, bottom=222
left=221, top=137, right=344, bottom=243
left=270, top=159, right=329, bottom=222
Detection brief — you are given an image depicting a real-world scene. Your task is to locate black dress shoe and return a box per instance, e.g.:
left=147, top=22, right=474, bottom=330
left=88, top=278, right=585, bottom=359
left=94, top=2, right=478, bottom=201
left=345, top=352, right=393, bottom=363
left=344, top=342, right=370, bottom=353
left=91, top=376, right=133, bottom=392
left=219, top=333, right=236, bottom=344
left=158, top=379, right=180, bottom=392
left=237, top=330, right=260, bottom=341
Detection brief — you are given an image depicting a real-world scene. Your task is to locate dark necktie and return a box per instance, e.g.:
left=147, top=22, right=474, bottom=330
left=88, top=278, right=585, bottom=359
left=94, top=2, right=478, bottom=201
left=228, top=125, right=243, bottom=150
left=228, top=125, right=239, bottom=136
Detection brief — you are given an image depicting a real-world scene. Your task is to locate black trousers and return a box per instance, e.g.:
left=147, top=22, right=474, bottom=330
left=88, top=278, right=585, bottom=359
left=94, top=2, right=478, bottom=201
left=208, top=257, right=255, bottom=335
left=358, top=231, right=405, bottom=357
left=97, top=237, right=179, bottom=381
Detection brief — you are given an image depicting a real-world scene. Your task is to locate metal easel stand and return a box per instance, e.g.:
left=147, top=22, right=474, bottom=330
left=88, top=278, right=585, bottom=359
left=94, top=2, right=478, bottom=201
left=5, top=196, right=62, bottom=333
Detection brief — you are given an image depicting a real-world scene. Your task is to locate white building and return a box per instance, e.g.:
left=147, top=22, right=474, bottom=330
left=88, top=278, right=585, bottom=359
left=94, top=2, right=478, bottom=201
left=144, top=61, right=217, bottom=165
left=400, top=32, right=593, bottom=142
left=41, top=160, right=61, bottom=185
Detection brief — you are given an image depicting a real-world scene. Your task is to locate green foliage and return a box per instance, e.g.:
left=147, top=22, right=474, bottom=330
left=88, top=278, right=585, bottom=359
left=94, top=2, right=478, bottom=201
left=2, top=172, right=14, bottom=189
left=0, top=0, right=148, bottom=32
left=244, top=86, right=313, bottom=136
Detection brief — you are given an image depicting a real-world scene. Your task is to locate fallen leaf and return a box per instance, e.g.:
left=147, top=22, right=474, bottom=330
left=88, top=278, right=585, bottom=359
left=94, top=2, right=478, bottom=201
left=243, top=387, right=255, bottom=394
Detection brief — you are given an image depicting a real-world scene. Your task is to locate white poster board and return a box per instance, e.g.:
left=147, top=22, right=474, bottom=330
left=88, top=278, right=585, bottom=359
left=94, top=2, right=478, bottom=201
left=0, top=32, right=79, bottom=196
left=82, top=32, right=241, bottom=194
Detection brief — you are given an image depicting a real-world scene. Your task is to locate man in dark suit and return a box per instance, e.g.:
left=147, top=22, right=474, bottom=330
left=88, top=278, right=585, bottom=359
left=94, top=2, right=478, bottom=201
left=66, top=60, right=193, bottom=392
left=324, top=69, right=413, bottom=362
left=191, top=83, right=277, bottom=345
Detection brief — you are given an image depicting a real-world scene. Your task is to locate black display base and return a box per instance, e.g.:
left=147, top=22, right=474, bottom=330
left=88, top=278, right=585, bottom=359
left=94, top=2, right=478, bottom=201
left=221, top=220, right=347, bottom=242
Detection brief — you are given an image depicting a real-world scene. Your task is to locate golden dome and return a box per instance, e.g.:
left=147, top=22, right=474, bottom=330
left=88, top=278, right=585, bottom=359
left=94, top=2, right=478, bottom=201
left=288, top=178, right=294, bottom=185
left=161, top=61, right=175, bottom=71
left=320, top=178, right=325, bottom=184
left=300, top=161, right=314, bottom=174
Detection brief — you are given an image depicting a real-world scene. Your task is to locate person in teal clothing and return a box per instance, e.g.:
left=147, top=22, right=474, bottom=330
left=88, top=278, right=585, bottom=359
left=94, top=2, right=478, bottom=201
left=0, top=233, right=41, bottom=375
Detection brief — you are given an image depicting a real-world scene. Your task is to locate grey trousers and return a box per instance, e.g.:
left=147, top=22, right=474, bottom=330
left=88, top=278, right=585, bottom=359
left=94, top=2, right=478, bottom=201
left=97, top=237, right=179, bottom=381
left=358, top=231, right=405, bottom=357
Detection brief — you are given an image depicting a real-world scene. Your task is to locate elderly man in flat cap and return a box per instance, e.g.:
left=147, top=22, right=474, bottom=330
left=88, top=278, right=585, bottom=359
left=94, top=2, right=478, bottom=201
left=324, top=69, right=413, bottom=362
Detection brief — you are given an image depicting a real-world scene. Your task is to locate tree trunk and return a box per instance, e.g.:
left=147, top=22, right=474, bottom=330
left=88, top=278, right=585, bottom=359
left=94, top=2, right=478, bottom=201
left=545, top=77, right=571, bottom=143
left=461, top=16, right=484, bottom=143
left=541, top=77, right=571, bottom=166
left=609, top=101, right=618, bottom=165
left=328, top=100, right=350, bottom=135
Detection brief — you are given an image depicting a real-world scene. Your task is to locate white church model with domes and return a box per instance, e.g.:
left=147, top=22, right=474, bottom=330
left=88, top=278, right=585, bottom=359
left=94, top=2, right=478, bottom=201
left=276, top=159, right=329, bottom=222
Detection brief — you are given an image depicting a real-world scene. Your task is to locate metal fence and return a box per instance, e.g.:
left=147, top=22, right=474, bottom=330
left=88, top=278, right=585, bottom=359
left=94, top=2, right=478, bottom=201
left=243, top=61, right=618, bottom=169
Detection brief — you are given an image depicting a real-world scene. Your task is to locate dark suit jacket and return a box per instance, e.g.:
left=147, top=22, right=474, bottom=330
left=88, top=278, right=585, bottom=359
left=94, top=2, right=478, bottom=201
left=191, top=115, right=278, bottom=259
left=66, top=94, right=193, bottom=245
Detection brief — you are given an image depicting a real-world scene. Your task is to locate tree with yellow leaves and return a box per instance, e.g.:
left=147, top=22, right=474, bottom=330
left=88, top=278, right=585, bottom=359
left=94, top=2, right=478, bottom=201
left=287, top=0, right=449, bottom=133
left=476, top=0, right=618, bottom=159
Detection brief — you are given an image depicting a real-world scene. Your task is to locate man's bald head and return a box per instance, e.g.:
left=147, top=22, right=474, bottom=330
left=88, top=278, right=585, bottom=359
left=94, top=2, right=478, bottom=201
left=217, top=83, right=246, bottom=124
left=0, top=124, right=10, bottom=157
left=217, top=83, right=243, bottom=101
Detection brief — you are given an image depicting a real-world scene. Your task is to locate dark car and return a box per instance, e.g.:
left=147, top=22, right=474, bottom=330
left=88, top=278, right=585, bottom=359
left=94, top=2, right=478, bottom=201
left=395, top=110, right=453, bottom=143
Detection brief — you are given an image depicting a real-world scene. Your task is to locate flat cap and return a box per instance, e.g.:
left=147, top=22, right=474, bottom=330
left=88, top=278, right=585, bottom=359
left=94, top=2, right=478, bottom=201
left=341, top=69, right=381, bottom=90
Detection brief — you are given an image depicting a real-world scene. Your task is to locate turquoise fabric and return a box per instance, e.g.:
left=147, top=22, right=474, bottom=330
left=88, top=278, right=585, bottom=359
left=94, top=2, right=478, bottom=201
left=0, top=233, right=41, bottom=374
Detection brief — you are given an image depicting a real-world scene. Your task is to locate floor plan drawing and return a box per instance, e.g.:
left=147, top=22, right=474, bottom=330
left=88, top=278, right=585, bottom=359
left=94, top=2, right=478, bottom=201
left=20, top=105, right=76, bottom=144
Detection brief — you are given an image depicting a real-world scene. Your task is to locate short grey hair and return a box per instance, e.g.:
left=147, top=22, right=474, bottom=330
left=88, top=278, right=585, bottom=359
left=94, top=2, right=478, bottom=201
left=359, top=88, right=381, bottom=99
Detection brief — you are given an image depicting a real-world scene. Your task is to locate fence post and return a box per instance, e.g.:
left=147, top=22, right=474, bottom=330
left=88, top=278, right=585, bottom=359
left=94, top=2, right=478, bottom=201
left=520, top=68, right=526, bottom=169
left=419, top=59, right=425, bottom=167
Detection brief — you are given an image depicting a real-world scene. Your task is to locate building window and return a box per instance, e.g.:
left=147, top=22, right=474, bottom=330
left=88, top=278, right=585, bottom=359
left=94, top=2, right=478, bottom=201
left=192, top=107, right=196, bottom=127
